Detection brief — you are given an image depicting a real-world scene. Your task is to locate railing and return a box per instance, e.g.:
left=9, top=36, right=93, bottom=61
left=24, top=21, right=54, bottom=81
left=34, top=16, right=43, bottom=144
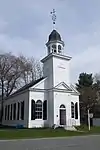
left=67, top=119, right=76, bottom=126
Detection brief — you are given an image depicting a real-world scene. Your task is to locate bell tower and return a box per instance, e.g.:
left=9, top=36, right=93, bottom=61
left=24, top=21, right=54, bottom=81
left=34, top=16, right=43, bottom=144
left=46, top=30, right=64, bottom=55
left=41, top=9, right=72, bottom=88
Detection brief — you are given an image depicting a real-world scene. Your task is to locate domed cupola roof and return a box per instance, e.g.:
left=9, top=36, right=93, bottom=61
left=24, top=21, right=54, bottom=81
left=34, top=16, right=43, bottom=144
left=48, top=30, right=62, bottom=42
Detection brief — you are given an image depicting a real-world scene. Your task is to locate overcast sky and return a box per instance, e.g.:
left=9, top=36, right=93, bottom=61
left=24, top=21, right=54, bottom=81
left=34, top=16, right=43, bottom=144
left=0, top=0, right=100, bottom=83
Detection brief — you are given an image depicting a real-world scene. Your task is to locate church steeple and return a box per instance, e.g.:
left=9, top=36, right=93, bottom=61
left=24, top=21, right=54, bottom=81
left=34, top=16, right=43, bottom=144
left=46, top=9, right=64, bottom=55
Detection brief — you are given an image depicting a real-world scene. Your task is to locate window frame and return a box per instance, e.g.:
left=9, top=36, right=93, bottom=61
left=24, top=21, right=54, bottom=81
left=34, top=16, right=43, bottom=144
left=35, top=100, right=43, bottom=120
left=52, top=44, right=56, bottom=53
left=58, top=45, right=62, bottom=53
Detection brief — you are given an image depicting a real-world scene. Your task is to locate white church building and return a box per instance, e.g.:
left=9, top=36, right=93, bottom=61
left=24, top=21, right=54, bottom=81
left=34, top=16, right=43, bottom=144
left=2, top=29, right=80, bottom=128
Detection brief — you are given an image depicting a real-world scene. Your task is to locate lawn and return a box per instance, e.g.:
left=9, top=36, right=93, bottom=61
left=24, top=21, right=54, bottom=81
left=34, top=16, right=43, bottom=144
left=76, top=125, right=100, bottom=134
left=0, top=128, right=87, bottom=140
left=0, top=126, right=99, bottom=140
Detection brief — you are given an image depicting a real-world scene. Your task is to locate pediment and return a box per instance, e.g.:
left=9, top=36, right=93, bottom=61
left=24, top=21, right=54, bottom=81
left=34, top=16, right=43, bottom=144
left=54, top=82, right=73, bottom=91
left=30, top=78, right=47, bottom=89
left=54, top=82, right=80, bottom=95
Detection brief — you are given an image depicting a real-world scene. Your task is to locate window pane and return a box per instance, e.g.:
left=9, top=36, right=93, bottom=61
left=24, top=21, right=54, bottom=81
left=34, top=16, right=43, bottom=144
left=35, top=100, right=42, bottom=119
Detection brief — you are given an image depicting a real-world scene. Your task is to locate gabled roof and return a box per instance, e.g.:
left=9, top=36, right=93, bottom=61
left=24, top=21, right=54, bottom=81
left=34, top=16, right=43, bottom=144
left=5, top=77, right=44, bottom=99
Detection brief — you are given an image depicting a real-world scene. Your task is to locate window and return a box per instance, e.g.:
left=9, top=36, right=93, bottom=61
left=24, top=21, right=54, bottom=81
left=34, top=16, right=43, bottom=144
left=5, top=106, right=7, bottom=120
left=71, top=102, right=74, bottom=118
left=58, top=45, right=61, bottom=53
left=13, top=103, right=16, bottom=120
left=10, top=104, right=12, bottom=120
left=75, top=102, right=78, bottom=119
left=35, top=100, right=42, bottom=119
left=21, top=101, right=24, bottom=120
left=31, top=100, right=35, bottom=120
left=43, top=100, right=47, bottom=120
left=52, top=44, right=56, bottom=53
left=17, top=102, right=20, bottom=120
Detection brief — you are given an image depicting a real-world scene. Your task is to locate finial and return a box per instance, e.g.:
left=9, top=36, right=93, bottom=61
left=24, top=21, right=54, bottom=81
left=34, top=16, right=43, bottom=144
left=50, top=9, right=56, bottom=29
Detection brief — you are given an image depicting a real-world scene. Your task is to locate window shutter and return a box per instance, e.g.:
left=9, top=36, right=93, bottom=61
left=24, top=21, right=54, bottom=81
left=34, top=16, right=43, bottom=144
left=71, top=102, right=74, bottom=118
left=31, top=100, right=35, bottom=120
left=21, top=101, right=24, bottom=120
left=43, top=100, right=47, bottom=120
left=75, top=102, right=78, bottom=119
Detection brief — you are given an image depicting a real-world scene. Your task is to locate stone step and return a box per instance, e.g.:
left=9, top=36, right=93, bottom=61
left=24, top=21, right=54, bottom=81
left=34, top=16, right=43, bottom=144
left=64, top=126, right=77, bottom=131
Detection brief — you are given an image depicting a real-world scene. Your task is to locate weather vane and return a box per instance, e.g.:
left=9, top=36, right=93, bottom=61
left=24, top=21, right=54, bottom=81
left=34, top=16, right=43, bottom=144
left=50, top=9, right=56, bottom=28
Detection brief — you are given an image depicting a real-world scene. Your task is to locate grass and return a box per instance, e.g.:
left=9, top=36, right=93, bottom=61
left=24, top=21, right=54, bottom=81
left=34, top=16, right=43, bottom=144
left=75, top=125, right=100, bottom=134
left=0, top=126, right=99, bottom=140
left=0, top=128, right=88, bottom=140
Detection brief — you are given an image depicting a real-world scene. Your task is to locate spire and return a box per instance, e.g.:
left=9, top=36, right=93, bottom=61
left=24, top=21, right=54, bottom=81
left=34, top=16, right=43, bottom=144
left=46, top=10, right=64, bottom=55
left=50, top=9, right=56, bottom=29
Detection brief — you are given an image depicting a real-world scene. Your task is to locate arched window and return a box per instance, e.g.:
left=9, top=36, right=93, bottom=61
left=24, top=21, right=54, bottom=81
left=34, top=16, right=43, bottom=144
left=52, top=44, right=56, bottom=53
left=31, top=99, right=35, bottom=120
left=71, top=102, right=74, bottom=118
left=58, top=45, right=62, bottom=53
left=60, top=104, right=66, bottom=109
left=35, top=100, right=42, bottom=119
left=75, top=102, right=78, bottom=119
left=43, top=100, right=47, bottom=120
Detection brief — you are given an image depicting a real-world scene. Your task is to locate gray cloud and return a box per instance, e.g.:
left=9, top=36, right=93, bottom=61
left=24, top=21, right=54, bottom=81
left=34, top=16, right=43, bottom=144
left=0, top=0, right=100, bottom=83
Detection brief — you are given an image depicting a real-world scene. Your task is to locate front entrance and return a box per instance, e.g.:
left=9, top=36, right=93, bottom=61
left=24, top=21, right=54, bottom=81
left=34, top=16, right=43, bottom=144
left=59, top=105, right=66, bottom=125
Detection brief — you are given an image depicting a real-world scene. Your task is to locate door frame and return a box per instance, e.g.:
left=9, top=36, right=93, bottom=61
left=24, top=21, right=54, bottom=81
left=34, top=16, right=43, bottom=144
left=59, top=104, right=66, bottom=126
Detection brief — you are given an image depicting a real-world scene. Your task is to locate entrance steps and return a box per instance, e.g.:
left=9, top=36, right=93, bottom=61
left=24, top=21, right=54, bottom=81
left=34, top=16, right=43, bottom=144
left=52, top=124, right=77, bottom=131
left=64, top=126, right=77, bottom=131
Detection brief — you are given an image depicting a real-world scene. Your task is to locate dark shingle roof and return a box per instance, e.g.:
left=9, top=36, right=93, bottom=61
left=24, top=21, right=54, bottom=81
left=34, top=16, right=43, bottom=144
left=48, top=30, right=61, bottom=42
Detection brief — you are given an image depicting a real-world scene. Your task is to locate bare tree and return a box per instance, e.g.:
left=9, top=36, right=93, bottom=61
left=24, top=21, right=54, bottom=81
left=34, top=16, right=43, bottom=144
left=0, top=53, right=43, bottom=97
left=0, top=52, right=43, bottom=123
left=20, top=56, right=43, bottom=85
